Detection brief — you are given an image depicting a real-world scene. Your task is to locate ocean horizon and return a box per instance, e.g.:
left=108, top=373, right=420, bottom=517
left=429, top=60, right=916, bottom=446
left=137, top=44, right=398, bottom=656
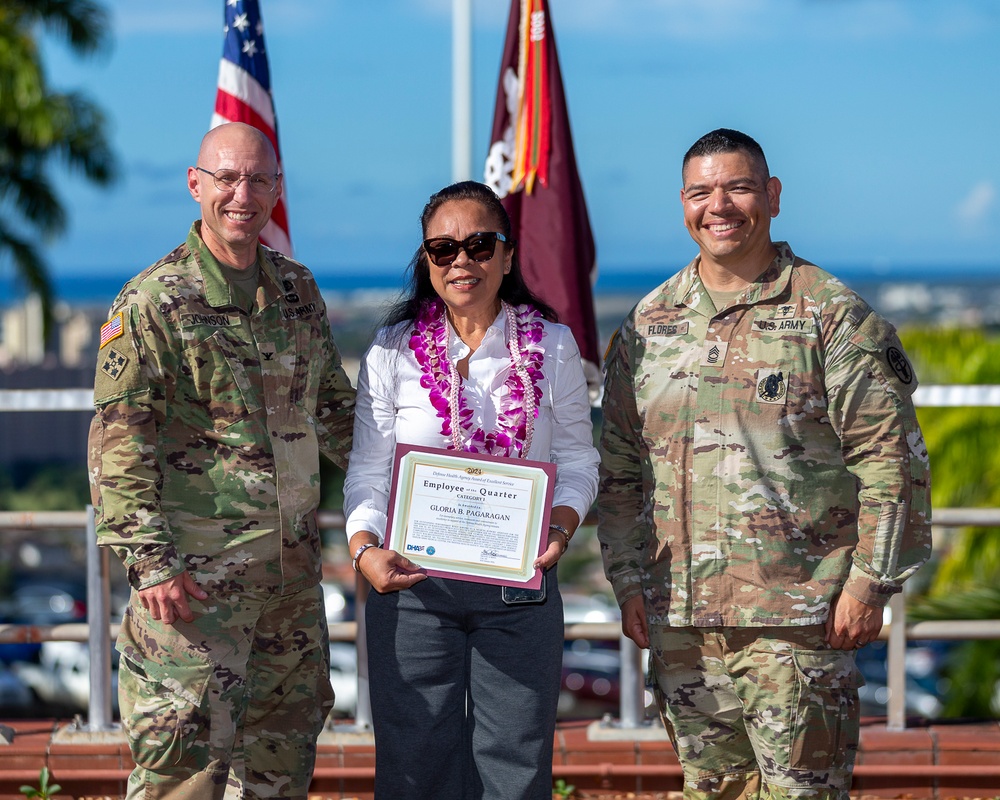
left=2, top=263, right=998, bottom=308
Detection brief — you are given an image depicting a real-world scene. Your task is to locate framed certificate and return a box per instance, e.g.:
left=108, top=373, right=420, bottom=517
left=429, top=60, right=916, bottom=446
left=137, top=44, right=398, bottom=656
left=384, top=444, right=556, bottom=588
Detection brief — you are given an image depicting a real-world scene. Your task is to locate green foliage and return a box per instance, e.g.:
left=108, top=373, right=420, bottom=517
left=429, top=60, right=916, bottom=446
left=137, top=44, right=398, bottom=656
left=937, top=641, right=1000, bottom=718
left=899, top=326, right=1000, bottom=717
left=19, top=766, right=61, bottom=799
left=909, top=586, right=1000, bottom=623
left=0, top=462, right=90, bottom=511
left=0, top=0, right=118, bottom=338
left=552, top=778, right=576, bottom=799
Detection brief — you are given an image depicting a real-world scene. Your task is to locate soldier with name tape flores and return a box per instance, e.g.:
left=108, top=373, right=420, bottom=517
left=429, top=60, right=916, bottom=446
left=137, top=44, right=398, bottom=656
left=597, top=129, right=931, bottom=800
left=88, top=122, right=355, bottom=799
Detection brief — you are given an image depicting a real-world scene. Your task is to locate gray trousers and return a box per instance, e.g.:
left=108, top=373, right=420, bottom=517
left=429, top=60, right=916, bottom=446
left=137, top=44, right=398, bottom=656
left=366, top=569, right=563, bottom=800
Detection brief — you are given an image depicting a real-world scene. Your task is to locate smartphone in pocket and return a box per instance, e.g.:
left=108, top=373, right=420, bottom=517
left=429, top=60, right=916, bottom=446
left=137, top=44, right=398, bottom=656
left=501, top=580, right=547, bottom=605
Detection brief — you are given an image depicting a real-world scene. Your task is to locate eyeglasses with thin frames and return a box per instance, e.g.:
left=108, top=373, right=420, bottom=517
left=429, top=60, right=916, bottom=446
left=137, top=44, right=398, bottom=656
left=196, top=167, right=281, bottom=195
left=422, top=232, right=510, bottom=267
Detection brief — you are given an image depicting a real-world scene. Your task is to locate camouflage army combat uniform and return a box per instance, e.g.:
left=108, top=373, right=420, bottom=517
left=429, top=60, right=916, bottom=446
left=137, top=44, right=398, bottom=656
left=88, top=222, right=355, bottom=799
left=598, top=242, right=931, bottom=799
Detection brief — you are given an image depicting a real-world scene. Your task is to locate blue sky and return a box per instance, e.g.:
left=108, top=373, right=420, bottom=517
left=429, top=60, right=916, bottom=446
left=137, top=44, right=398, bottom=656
left=33, top=0, right=1000, bottom=285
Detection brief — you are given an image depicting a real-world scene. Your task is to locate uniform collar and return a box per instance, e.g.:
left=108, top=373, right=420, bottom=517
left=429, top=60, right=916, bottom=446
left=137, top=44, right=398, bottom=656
left=188, top=221, right=282, bottom=311
left=675, top=241, right=797, bottom=313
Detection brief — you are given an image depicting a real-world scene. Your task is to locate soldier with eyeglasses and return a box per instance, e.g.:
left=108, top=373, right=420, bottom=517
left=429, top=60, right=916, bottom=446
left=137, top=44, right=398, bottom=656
left=88, top=122, right=355, bottom=799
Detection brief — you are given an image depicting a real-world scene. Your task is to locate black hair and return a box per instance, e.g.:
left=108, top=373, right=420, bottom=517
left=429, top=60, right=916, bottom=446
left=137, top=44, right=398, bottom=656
left=682, top=128, right=770, bottom=183
left=381, top=181, right=557, bottom=329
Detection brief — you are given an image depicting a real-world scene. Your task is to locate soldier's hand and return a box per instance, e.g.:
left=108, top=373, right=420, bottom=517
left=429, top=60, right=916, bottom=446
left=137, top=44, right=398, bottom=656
left=357, top=547, right=427, bottom=594
left=825, top=591, right=883, bottom=651
left=139, top=572, right=209, bottom=626
left=621, top=594, right=649, bottom=649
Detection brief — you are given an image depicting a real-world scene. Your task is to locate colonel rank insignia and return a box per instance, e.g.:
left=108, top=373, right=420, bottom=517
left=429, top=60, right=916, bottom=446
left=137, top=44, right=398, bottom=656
left=100, top=348, right=128, bottom=381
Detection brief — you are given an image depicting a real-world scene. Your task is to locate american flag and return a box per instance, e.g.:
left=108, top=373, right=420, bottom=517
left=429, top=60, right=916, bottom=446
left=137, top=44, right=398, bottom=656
left=99, top=312, right=123, bottom=349
left=211, top=0, right=292, bottom=255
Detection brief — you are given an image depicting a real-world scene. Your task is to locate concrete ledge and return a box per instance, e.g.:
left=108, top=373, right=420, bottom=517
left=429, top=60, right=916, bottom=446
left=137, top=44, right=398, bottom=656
left=318, top=723, right=375, bottom=746
left=586, top=719, right=671, bottom=741
left=50, top=722, right=126, bottom=745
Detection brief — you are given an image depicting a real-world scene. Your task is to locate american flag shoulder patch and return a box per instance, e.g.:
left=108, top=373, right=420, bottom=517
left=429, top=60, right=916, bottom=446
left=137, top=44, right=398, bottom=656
left=99, top=312, right=124, bottom=349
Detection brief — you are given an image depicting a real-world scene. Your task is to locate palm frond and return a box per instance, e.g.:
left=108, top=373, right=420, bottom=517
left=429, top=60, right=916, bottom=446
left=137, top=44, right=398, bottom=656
left=0, top=219, right=54, bottom=338
left=909, top=586, right=1000, bottom=623
left=4, top=0, right=110, bottom=56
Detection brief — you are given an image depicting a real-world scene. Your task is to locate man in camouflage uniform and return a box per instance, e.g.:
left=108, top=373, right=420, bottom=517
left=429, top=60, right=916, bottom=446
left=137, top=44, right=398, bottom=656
left=88, top=122, right=355, bottom=799
left=597, top=129, right=931, bottom=800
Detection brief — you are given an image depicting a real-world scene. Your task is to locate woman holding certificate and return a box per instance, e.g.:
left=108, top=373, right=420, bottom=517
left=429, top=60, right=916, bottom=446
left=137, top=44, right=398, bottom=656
left=343, top=181, right=600, bottom=800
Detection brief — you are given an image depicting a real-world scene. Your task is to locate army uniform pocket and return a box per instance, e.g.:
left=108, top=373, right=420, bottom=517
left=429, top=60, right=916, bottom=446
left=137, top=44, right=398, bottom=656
left=788, top=649, right=865, bottom=770
left=116, top=611, right=216, bottom=771
left=180, top=328, right=261, bottom=431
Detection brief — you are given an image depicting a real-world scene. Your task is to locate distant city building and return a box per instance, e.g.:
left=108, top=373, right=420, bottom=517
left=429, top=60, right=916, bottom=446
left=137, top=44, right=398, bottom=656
left=0, top=294, right=104, bottom=371
left=0, top=295, right=46, bottom=367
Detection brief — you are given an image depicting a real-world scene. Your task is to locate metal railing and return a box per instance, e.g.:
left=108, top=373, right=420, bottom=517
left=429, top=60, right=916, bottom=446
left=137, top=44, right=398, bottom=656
left=2, top=384, right=1000, bottom=736
left=2, top=506, right=997, bottom=734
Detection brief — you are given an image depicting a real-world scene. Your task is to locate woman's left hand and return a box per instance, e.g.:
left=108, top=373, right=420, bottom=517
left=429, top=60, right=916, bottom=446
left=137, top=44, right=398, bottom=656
left=532, top=506, right=580, bottom=570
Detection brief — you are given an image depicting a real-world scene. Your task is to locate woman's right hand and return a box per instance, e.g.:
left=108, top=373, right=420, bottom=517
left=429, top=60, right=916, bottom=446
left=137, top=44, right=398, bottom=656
left=354, top=540, right=428, bottom=593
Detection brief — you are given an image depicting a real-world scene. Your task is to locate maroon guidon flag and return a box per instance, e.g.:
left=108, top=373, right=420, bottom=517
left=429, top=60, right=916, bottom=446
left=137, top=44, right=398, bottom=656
left=485, top=0, right=599, bottom=390
left=211, top=0, right=292, bottom=255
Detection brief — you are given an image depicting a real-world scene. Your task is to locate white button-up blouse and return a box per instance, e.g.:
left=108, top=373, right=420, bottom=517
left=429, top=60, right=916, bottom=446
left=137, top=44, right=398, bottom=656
left=343, top=307, right=600, bottom=544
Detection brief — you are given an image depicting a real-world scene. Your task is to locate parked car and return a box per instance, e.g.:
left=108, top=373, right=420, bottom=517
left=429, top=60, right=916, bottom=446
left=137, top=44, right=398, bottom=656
left=559, top=593, right=623, bottom=717
left=0, top=661, right=33, bottom=714
left=855, top=640, right=946, bottom=718
left=328, top=642, right=359, bottom=718
left=12, top=641, right=119, bottom=715
left=0, top=577, right=89, bottom=664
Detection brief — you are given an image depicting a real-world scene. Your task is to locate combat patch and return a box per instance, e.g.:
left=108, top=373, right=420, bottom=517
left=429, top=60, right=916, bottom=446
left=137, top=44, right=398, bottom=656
left=99, top=312, right=124, bottom=349
left=752, top=317, right=813, bottom=334
left=100, top=348, right=129, bottom=381
left=644, top=322, right=690, bottom=337
left=886, top=346, right=913, bottom=385
left=701, top=341, right=728, bottom=367
left=756, top=369, right=786, bottom=404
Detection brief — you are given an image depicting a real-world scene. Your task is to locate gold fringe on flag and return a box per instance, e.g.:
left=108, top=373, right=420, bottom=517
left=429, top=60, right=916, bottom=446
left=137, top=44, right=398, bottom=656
left=511, top=0, right=551, bottom=194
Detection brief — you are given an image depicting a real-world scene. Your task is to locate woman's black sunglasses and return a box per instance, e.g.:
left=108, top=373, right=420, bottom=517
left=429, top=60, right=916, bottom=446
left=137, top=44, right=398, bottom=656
left=422, top=232, right=510, bottom=267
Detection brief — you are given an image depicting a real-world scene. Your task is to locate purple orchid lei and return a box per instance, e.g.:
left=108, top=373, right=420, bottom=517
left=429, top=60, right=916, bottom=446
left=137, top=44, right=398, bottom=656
left=409, top=298, right=545, bottom=458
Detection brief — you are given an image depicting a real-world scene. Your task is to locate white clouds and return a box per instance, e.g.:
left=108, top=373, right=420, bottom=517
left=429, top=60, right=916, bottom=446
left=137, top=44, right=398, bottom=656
left=110, top=2, right=220, bottom=35
left=954, top=181, right=998, bottom=237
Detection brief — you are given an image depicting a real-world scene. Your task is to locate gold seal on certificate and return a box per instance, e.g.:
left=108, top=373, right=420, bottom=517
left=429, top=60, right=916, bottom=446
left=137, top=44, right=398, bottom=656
left=384, top=444, right=557, bottom=588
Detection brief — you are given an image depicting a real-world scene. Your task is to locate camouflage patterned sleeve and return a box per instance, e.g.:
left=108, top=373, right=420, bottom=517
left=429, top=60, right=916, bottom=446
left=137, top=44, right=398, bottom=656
left=824, top=309, right=932, bottom=607
left=87, top=296, right=186, bottom=590
left=597, top=318, right=649, bottom=608
left=314, top=310, right=356, bottom=471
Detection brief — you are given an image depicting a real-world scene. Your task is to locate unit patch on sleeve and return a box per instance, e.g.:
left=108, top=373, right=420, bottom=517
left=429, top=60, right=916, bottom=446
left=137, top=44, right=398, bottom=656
left=99, top=312, right=124, bottom=349
left=886, top=346, right=914, bottom=385
left=100, top=348, right=129, bottom=381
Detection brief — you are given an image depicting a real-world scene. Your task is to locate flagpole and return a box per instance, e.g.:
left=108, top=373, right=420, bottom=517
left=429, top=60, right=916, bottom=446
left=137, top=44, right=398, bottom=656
left=452, top=0, right=473, bottom=181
